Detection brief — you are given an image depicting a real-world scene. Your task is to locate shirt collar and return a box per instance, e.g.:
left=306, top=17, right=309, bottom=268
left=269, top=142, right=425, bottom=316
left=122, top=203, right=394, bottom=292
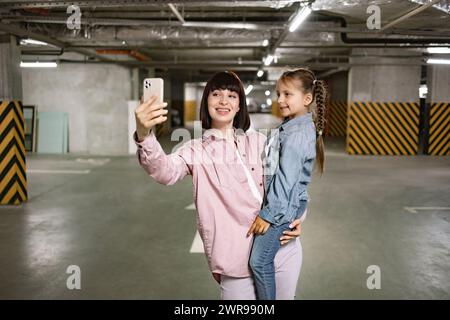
left=202, top=127, right=245, bottom=141
left=279, top=112, right=313, bottom=133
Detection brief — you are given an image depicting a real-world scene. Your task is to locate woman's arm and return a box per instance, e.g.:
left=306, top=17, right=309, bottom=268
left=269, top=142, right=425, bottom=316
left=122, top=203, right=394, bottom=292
left=135, top=131, right=192, bottom=185
left=134, top=95, right=192, bottom=185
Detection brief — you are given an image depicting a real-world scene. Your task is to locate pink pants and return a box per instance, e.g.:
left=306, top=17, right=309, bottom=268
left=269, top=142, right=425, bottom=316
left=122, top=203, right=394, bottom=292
left=219, top=238, right=302, bottom=300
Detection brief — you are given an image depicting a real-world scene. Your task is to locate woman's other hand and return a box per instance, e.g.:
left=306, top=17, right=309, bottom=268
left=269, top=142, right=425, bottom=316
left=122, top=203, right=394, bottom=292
left=280, top=218, right=302, bottom=245
left=212, top=273, right=221, bottom=284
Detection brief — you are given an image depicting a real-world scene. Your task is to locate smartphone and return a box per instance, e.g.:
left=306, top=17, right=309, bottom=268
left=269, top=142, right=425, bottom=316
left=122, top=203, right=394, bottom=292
left=143, top=78, right=164, bottom=103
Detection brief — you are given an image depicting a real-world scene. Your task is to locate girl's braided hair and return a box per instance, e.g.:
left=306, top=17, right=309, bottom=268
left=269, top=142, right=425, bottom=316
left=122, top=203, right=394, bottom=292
left=278, top=67, right=328, bottom=174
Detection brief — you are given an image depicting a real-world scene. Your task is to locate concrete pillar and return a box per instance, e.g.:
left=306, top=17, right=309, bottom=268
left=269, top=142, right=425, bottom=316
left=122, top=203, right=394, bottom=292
left=348, top=48, right=421, bottom=102
left=170, top=79, right=184, bottom=128
left=346, top=49, right=422, bottom=155
left=130, top=67, right=139, bottom=101
left=324, top=71, right=348, bottom=137
left=427, top=65, right=450, bottom=102
left=0, top=35, right=22, bottom=100
left=425, top=65, right=450, bottom=155
left=147, top=67, right=155, bottom=78
left=326, top=71, right=348, bottom=102
left=0, top=35, right=27, bottom=205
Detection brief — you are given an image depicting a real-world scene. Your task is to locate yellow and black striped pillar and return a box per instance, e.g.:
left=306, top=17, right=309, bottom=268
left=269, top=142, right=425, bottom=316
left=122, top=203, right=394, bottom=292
left=347, top=102, right=420, bottom=155
left=428, top=102, right=449, bottom=156
left=0, top=100, right=27, bottom=205
left=327, top=101, right=347, bottom=137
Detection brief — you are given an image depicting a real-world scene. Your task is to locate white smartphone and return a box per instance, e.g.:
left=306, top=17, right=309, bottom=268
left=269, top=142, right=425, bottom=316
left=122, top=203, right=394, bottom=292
left=143, top=78, right=164, bottom=103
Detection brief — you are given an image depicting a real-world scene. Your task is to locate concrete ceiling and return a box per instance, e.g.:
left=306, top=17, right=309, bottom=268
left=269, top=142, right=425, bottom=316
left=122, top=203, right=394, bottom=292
left=0, top=0, right=449, bottom=79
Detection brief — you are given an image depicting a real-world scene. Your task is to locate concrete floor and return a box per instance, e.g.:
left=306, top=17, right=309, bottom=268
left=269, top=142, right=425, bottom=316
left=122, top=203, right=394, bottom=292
left=0, top=117, right=449, bottom=299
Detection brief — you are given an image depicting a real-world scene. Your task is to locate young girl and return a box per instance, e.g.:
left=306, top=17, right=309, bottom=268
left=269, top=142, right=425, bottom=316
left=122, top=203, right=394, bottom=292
left=247, top=68, right=327, bottom=300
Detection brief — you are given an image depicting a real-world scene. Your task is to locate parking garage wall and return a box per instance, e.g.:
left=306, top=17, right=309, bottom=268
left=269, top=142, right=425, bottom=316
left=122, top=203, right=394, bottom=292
left=22, top=63, right=131, bottom=155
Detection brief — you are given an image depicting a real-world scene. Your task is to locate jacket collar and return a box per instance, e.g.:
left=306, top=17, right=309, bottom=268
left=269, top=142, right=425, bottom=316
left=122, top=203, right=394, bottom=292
left=279, top=112, right=313, bottom=133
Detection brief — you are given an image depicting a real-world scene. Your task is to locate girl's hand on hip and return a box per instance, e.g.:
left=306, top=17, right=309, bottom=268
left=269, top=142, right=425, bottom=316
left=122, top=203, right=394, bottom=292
left=280, top=218, right=302, bottom=245
left=247, top=216, right=270, bottom=236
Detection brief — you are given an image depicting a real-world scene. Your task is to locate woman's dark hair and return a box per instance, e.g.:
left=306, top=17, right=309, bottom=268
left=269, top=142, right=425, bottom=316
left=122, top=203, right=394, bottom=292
left=200, top=71, right=250, bottom=131
left=278, top=67, right=328, bottom=175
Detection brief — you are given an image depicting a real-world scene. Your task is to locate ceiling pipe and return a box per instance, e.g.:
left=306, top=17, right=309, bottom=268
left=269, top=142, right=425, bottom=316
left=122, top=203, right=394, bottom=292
left=0, top=0, right=296, bottom=9
left=4, top=15, right=450, bottom=38
left=167, top=3, right=185, bottom=24
left=379, top=0, right=442, bottom=31
left=53, top=60, right=428, bottom=70
left=316, top=67, right=348, bottom=79
left=95, top=49, right=150, bottom=61
left=129, top=49, right=150, bottom=61
left=21, top=48, right=65, bottom=56
left=336, top=16, right=450, bottom=44
left=0, top=22, right=125, bottom=65
left=65, top=44, right=450, bottom=50
left=0, top=15, right=284, bottom=31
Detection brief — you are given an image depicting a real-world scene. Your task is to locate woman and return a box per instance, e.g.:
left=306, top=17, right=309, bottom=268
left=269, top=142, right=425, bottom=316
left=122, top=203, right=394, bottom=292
left=134, top=71, right=303, bottom=299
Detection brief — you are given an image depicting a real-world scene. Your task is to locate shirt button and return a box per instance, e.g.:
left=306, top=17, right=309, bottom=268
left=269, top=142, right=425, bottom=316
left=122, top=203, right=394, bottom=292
left=259, top=183, right=263, bottom=186
left=251, top=168, right=254, bottom=171
left=242, top=154, right=246, bottom=157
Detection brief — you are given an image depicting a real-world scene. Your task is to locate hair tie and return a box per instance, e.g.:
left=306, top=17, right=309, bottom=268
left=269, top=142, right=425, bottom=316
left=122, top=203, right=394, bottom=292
left=313, top=79, right=318, bottom=86
left=318, top=130, right=323, bottom=136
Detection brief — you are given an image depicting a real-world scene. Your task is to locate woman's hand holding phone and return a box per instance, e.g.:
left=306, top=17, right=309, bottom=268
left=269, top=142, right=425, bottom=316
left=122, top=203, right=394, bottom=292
left=134, top=95, right=168, bottom=142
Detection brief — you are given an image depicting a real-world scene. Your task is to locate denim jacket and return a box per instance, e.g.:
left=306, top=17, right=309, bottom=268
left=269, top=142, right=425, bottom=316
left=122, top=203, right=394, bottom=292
left=259, top=112, right=316, bottom=226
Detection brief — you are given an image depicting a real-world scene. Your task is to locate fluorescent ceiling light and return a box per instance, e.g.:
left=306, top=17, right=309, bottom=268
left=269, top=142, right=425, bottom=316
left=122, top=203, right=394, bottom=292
left=20, top=61, right=57, bottom=68
left=262, top=39, right=269, bottom=47
left=266, top=98, right=272, bottom=106
left=257, top=70, right=264, bottom=77
left=264, top=55, right=274, bottom=66
left=427, top=47, right=450, bottom=54
left=20, top=38, right=48, bottom=46
left=289, top=6, right=312, bottom=32
left=245, top=85, right=254, bottom=95
left=427, top=58, right=450, bottom=65
left=265, top=90, right=271, bottom=96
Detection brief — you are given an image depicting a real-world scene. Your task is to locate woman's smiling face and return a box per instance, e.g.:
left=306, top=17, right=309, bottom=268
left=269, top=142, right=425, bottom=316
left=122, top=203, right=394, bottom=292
left=207, top=89, right=240, bottom=127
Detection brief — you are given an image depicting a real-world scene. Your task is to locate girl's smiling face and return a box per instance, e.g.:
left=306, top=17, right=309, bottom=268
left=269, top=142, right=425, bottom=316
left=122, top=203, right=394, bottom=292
left=276, top=78, right=313, bottom=119
left=207, top=89, right=240, bottom=127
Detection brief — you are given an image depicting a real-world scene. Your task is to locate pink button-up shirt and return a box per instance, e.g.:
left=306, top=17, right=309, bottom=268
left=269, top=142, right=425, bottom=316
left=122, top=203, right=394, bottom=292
left=135, top=128, right=266, bottom=277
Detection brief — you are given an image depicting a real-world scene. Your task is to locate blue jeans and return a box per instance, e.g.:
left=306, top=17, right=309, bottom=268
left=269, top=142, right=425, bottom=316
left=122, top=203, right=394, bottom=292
left=249, top=221, right=292, bottom=300
left=250, top=202, right=306, bottom=300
